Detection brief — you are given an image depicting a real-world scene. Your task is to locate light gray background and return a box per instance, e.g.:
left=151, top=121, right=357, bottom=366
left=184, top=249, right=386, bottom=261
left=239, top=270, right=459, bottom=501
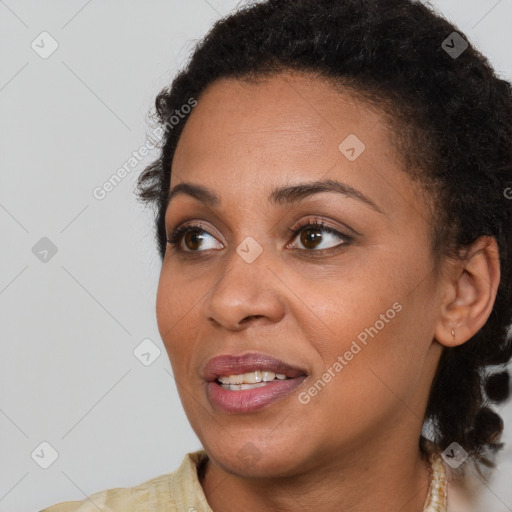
left=1, top=1, right=511, bottom=510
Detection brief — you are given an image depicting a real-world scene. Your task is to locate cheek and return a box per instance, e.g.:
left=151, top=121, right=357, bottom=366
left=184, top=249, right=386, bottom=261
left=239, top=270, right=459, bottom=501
left=156, top=261, right=202, bottom=331
left=297, top=254, right=434, bottom=406
left=156, top=271, right=174, bottom=337
left=297, top=307, right=417, bottom=446
left=156, top=273, right=174, bottom=347
left=155, top=268, right=200, bottom=370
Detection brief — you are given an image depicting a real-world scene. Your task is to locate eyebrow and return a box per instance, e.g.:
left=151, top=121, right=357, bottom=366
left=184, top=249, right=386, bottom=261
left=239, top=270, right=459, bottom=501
left=166, top=178, right=383, bottom=214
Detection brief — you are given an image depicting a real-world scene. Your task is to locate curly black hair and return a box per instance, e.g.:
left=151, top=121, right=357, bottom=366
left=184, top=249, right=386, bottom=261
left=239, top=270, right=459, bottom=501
left=136, top=0, right=512, bottom=481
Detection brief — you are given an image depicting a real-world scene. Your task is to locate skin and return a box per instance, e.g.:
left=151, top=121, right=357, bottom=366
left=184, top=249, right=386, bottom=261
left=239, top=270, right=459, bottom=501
left=156, top=71, right=500, bottom=512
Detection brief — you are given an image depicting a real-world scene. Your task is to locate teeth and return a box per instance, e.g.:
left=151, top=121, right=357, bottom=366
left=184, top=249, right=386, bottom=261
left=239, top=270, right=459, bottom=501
left=220, top=382, right=270, bottom=391
left=217, top=370, right=290, bottom=384
left=262, top=371, right=276, bottom=382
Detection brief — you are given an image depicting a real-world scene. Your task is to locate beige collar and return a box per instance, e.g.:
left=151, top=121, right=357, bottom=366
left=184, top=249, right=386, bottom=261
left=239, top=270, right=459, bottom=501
left=423, top=452, right=448, bottom=511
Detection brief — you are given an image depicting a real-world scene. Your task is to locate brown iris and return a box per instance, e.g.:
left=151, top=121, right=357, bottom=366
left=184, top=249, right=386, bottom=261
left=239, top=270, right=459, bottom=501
left=184, top=229, right=204, bottom=251
left=300, top=227, right=323, bottom=249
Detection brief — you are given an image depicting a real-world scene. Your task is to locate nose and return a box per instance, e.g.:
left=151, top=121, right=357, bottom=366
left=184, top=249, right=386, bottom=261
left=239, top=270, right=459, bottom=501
left=201, top=244, right=286, bottom=331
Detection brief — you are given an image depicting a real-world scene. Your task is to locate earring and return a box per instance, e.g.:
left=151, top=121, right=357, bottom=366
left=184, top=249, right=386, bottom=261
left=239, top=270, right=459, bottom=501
left=451, top=328, right=455, bottom=338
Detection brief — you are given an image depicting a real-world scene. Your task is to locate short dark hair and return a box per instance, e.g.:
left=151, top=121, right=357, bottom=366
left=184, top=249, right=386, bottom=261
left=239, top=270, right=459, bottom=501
left=136, top=0, right=512, bottom=479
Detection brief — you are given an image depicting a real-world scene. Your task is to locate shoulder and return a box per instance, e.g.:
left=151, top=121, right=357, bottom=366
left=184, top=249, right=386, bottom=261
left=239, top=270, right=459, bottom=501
left=38, top=473, right=172, bottom=512
left=39, top=450, right=210, bottom=512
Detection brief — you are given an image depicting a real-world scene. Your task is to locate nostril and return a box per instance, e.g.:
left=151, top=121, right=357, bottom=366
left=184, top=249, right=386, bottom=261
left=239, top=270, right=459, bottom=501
left=241, top=315, right=262, bottom=324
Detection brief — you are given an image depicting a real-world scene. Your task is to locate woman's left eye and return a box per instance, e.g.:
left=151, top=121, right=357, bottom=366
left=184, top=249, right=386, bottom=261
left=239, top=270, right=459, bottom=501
left=287, top=220, right=353, bottom=252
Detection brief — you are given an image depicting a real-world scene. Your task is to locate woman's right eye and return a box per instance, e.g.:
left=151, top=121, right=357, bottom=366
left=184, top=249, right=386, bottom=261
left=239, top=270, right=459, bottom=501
left=166, top=224, right=223, bottom=252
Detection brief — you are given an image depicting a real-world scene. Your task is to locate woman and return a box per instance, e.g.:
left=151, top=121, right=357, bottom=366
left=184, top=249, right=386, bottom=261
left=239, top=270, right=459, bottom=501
left=41, top=0, right=512, bottom=510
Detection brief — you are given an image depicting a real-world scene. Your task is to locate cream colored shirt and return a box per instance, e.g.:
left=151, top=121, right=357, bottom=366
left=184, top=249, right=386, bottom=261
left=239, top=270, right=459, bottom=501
left=40, top=449, right=456, bottom=511
left=39, top=450, right=211, bottom=512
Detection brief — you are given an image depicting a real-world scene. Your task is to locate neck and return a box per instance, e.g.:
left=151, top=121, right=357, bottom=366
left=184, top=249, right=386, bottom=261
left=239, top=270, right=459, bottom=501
left=200, top=434, right=433, bottom=512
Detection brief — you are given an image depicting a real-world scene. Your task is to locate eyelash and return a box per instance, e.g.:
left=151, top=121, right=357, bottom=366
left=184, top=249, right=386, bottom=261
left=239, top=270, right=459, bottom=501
left=287, top=220, right=353, bottom=253
left=166, top=219, right=353, bottom=256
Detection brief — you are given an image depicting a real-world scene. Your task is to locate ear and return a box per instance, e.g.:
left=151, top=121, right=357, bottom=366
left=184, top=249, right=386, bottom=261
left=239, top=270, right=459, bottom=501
left=434, top=236, right=501, bottom=347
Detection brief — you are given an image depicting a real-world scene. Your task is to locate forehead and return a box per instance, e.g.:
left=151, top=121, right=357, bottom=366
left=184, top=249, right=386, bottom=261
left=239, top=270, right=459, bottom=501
left=174, top=71, right=388, bottom=162
left=170, top=71, right=422, bottom=217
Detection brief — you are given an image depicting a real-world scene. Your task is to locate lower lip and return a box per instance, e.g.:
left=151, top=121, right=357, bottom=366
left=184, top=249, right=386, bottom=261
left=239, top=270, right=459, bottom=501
left=206, top=376, right=307, bottom=413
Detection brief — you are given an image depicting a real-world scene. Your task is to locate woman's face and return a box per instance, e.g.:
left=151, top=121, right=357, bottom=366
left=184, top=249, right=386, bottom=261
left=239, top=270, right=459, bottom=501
left=156, top=71, right=446, bottom=476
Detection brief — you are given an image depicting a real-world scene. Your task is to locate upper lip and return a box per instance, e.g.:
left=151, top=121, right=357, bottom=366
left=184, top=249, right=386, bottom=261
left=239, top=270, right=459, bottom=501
left=202, top=352, right=308, bottom=382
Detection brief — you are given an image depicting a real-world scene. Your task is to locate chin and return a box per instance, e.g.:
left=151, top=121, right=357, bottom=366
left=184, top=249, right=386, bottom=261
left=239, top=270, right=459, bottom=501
left=202, top=433, right=313, bottom=477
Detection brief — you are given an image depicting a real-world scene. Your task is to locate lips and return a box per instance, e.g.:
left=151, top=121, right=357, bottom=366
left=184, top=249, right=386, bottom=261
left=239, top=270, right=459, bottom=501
left=201, top=352, right=308, bottom=382
left=202, top=352, right=309, bottom=414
